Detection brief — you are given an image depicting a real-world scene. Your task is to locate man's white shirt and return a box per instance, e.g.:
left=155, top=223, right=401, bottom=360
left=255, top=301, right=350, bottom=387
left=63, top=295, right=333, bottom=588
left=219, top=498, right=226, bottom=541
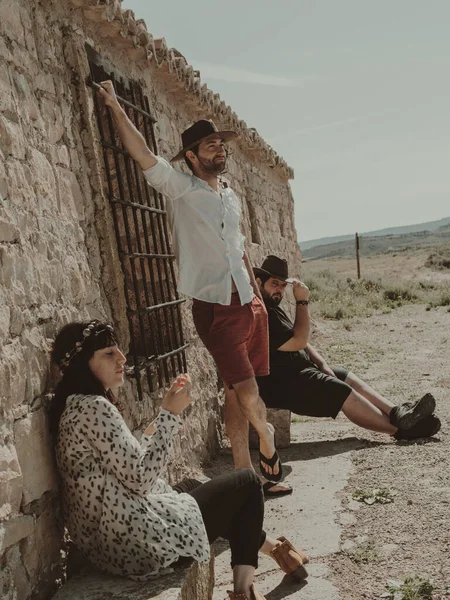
left=143, top=157, right=253, bottom=306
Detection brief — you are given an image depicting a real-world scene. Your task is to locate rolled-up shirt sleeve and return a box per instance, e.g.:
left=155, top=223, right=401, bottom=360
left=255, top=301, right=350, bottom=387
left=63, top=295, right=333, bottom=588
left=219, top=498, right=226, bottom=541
left=78, top=397, right=182, bottom=495
left=143, top=156, right=193, bottom=200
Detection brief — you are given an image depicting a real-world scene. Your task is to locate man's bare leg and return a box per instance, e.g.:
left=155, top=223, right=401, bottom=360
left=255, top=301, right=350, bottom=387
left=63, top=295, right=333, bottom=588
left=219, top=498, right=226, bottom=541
left=341, top=390, right=397, bottom=434
left=229, top=378, right=280, bottom=478
left=224, top=386, right=252, bottom=469
left=345, top=372, right=395, bottom=415
left=224, top=387, right=291, bottom=491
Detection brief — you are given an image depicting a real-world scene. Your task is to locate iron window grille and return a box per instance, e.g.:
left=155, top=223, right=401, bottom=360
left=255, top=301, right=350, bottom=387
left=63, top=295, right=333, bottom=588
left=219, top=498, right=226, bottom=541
left=87, top=47, right=188, bottom=400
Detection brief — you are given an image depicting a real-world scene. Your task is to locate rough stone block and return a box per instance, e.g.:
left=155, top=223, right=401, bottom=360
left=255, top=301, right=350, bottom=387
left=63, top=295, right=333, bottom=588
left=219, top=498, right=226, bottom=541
left=0, top=297, right=11, bottom=341
left=0, top=0, right=25, bottom=46
left=56, top=167, right=85, bottom=220
left=0, top=340, right=27, bottom=410
left=0, top=515, right=34, bottom=553
left=0, top=217, right=20, bottom=243
left=0, top=444, right=22, bottom=518
left=35, top=73, right=56, bottom=96
left=1, top=544, right=32, bottom=600
left=0, top=117, right=26, bottom=160
left=249, top=408, right=291, bottom=449
left=28, top=148, right=57, bottom=212
left=50, top=144, right=71, bottom=168
left=51, top=556, right=214, bottom=600
left=0, top=63, right=16, bottom=119
left=40, top=96, right=64, bottom=144
left=20, top=502, right=62, bottom=582
left=14, top=409, right=58, bottom=506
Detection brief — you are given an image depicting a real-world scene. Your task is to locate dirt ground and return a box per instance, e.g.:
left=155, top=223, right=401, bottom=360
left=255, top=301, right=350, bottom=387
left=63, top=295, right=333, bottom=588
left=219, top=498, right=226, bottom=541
left=315, top=302, right=450, bottom=599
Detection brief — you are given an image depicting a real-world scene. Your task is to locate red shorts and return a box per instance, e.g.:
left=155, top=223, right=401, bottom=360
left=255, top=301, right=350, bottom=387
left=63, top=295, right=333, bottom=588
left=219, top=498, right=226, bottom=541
left=192, top=294, right=269, bottom=387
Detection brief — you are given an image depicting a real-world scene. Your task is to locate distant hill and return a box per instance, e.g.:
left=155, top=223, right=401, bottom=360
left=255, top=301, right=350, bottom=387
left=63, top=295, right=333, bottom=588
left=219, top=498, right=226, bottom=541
left=302, top=223, right=450, bottom=261
left=300, top=216, right=450, bottom=251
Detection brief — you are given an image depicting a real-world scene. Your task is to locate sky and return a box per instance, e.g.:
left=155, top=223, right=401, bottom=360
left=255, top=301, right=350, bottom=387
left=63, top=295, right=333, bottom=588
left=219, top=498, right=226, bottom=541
left=123, top=0, right=450, bottom=242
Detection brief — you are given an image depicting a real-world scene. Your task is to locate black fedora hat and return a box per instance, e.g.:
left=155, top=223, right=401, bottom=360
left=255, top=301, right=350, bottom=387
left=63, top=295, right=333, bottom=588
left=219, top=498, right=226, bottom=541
left=171, top=119, right=238, bottom=162
left=253, top=255, right=294, bottom=283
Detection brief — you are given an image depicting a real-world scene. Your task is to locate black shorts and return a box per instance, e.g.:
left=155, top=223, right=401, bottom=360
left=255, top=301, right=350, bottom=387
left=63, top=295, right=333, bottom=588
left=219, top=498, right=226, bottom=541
left=264, top=366, right=352, bottom=419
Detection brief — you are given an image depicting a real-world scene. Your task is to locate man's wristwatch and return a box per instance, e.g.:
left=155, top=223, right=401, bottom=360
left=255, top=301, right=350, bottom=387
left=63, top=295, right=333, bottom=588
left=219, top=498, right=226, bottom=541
left=296, top=300, right=309, bottom=306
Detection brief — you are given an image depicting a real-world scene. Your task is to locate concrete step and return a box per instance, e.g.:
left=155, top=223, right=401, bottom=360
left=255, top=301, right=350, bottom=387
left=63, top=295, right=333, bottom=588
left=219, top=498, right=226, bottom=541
left=52, top=557, right=214, bottom=600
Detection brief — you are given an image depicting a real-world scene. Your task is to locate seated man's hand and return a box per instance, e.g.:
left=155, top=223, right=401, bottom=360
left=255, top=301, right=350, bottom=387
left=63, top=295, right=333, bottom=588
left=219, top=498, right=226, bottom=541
left=319, top=362, right=335, bottom=377
left=292, top=280, right=310, bottom=302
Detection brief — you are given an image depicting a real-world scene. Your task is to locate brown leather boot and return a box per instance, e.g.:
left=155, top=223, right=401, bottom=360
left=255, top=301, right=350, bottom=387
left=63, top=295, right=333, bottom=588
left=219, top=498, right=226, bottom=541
left=270, top=536, right=309, bottom=581
left=226, top=584, right=266, bottom=599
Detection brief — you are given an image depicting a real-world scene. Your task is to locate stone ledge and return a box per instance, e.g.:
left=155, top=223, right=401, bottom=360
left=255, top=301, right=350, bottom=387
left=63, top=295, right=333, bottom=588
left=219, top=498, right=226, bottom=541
left=51, top=557, right=214, bottom=600
left=249, top=408, right=291, bottom=449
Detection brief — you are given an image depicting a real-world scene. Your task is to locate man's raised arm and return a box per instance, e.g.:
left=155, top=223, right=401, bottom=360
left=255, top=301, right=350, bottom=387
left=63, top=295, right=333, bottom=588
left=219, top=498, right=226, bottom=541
left=277, top=281, right=310, bottom=351
left=98, top=81, right=157, bottom=171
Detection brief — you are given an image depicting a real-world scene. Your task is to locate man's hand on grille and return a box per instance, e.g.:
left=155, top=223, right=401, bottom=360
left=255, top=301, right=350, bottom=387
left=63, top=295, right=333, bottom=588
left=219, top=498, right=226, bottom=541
left=98, top=80, right=120, bottom=108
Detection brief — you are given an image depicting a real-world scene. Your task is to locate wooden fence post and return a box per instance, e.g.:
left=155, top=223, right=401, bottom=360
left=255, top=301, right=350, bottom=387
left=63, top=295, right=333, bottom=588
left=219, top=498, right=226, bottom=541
left=356, top=232, right=361, bottom=279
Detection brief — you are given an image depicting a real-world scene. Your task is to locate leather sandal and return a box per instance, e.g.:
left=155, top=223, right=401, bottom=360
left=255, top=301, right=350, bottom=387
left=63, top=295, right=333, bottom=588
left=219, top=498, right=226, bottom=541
left=270, top=536, right=309, bottom=581
left=227, top=583, right=266, bottom=599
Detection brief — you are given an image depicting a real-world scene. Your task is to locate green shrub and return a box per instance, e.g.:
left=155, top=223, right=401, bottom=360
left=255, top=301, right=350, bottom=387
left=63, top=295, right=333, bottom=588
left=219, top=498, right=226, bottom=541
left=383, top=287, right=417, bottom=302
left=425, top=247, right=450, bottom=270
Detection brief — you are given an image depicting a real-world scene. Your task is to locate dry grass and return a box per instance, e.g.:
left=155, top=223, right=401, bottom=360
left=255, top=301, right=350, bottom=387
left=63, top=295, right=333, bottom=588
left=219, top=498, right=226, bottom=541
left=425, top=246, right=450, bottom=270
left=299, top=268, right=450, bottom=321
left=345, top=538, right=380, bottom=565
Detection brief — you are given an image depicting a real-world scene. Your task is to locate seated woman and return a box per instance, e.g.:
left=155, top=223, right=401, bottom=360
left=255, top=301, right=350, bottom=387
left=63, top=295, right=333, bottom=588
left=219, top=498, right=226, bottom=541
left=50, top=320, right=308, bottom=600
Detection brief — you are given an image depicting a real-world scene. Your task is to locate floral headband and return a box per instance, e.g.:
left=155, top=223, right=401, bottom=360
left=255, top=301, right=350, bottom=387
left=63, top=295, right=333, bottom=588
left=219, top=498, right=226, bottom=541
left=60, top=320, right=116, bottom=370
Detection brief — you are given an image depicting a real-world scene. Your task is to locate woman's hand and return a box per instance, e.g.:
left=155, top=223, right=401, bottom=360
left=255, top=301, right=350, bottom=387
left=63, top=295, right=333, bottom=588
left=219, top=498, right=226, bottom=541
left=161, top=374, right=192, bottom=416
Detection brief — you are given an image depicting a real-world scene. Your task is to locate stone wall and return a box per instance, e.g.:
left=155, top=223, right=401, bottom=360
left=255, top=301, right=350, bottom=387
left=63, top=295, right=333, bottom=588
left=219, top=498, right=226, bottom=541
left=0, top=1, right=301, bottom=598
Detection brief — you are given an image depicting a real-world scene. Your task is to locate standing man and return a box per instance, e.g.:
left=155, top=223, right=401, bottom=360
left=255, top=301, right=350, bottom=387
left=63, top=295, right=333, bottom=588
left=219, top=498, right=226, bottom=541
left=98, top=82, right=282, bottom=482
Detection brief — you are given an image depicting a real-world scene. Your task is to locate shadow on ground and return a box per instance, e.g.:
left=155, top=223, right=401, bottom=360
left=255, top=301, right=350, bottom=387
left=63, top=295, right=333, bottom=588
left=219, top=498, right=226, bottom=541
left=204, top=436, right=388, bottom=479
left=264, top=577, right=308, bottom=600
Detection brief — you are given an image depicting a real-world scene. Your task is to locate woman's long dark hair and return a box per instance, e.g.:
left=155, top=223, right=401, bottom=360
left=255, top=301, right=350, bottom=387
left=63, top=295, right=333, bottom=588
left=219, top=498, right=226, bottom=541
left=49, top=321, right=118, bottom=443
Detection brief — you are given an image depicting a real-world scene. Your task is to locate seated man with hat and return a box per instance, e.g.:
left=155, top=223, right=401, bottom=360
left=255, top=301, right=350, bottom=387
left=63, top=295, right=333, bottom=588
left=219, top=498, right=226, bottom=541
left=254, top=255, right=441, bottom=452
left=97, top=81, right=282, bottom=484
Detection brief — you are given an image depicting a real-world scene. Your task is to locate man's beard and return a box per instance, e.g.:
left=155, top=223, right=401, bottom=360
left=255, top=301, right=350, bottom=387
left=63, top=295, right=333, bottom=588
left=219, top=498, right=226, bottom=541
left=262, top=292, right=282, bottom=308
left=197, top=155, right=227, bottom=175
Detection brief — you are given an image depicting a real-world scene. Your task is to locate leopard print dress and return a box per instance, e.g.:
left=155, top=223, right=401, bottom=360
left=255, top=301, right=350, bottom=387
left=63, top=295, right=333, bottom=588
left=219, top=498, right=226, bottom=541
left=56, top=394, right=210, bottom=580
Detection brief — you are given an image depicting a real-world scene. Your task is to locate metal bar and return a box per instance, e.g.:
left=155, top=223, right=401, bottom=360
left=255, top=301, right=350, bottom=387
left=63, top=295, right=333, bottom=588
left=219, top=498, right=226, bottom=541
left=129, top=343, right=190, bottom=375
left=110, top=196, right=166, bottom=215
left=97, top=140, right=130, bottom=156
left=127, top=297, right=185, bottom=315
left=121, top=251, right=175, bottom=260
left=89, top=79, right=156, bottom=122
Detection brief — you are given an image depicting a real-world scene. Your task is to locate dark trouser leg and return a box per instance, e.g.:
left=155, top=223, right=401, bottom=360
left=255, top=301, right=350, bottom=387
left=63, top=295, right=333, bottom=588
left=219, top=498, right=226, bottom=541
left=172, top=478, right=203, bottom=494
left=189, top=469, right=266, bottom=568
